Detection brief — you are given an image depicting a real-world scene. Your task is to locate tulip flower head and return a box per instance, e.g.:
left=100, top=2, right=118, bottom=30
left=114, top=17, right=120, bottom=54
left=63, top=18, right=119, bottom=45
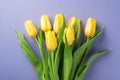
left=45, top=31, right=57, bottom=51
left=84, top=17, right=96, bottom=37
left=67, top=17, right=80, bottom=33
left=67, top=17, right=76, bottom=27
left=63, top=27, right=75, bottom=45
left=24, top=20, right=37, bottom=38
left=41, top=15, right=52, bottom=32
left=53, top=13, right=64, bottom=34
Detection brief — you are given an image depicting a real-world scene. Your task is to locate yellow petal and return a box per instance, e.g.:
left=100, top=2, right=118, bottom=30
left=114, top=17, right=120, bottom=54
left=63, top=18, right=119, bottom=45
left=24, top=20, right=37, bottom=38
left=53, top=13, right=63, bottom=34
left=41, top=15, right=52, bottom=32
left=45, top=31, right=57, bottom=51
left=84, top=17, right=96, bottom=37
left=76, top=18, right=80, bottom=32
left=67, top=17, right=76, bottom=28
left=63, top=27, right=74, bottom=45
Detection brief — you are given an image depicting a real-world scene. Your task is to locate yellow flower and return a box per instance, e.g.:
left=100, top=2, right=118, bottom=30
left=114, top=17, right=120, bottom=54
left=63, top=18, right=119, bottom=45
left=67, top=17, right=76, bottom=27
left=67, top=17, right=80, bottom=32
left=24, top=20, right=37, bottom=38
left=45, top=31, right=57, bottom=51
left=63, top=27, right=75, bottom=45
left=41, top=15, right=52, bottom=32
left=53, top=13, right=64, bottom=34
left=84, top=17, right=96, bottom=37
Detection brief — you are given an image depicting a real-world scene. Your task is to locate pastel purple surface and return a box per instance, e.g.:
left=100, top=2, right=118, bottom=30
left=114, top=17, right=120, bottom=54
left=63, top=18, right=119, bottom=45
left=0, top=0, right=119, bottom=80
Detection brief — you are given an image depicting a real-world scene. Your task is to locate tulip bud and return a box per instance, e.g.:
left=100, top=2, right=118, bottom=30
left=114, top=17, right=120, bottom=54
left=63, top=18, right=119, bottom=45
left=24, top=20, right=37, bottom=38
left=84, top=17, right=96, bottom=37
left=53, top=13, right=64, bottom=34
left=63, top=27, right=75, bottom=45
left=67, top=17, right=76, bottom=27
left=45, top=31, right=57, bottom=51
left=67, top=17, right=80, bottom=33
left=41, top=15, right=52, bottom=32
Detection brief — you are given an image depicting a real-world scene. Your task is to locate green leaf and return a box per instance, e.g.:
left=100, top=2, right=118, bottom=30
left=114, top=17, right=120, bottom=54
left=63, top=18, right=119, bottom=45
left=74, top=65, right=87, bottom=80
left=35, top=63, right=44, bottom=80
left=73, top=20, right=81, bottom=53
left=54, top=40, right=64, bottom=80
left=70, top=27, right=104, bottom=80
left=78, top=38, right=91, bottom=67
left=91, top=27, right=104, bottom=39
left=54, top=40, right=63, bottom=70
left=86, top=49, right=110, bottom=67
left=16, top=32, right=43, bottom=80
left=63, top=36, right=73, bottom=80
left=78, top=49, right=110, bottom=80
left=72, top=21, right=76, bottom=35
left=16, top=32, right=40, bottom=66
left=75, top=20, right=81, bottom=47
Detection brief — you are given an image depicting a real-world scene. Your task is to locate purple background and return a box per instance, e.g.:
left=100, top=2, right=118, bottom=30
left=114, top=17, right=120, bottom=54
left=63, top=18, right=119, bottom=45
left=0, top=0, right=119, bottom=80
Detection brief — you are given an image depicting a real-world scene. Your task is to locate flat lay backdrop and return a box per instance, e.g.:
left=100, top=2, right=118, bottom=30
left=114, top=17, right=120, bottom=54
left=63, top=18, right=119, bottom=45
left=0, top=0, right=120, bottom=80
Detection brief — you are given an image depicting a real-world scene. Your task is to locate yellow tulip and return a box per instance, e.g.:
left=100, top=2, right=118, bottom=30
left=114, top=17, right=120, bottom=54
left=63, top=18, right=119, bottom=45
left=67, top=17, right=80, bottom=32
left=67, top=17, right=76, bottom=27
left=53, top=13, right=63, bottom=34
left=63, top=27, right=75, bottom=45
left=84, top=17, right=96, bottom=37
left=45, top=31, right=57, bottom=51
left=24, top=20, right=37, bottom=38
left=41, top=15, right=52, bottom=32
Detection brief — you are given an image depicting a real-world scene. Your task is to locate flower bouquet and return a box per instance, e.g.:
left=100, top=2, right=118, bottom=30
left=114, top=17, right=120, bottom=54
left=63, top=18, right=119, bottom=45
left=16, top=13, right=110, bottom=80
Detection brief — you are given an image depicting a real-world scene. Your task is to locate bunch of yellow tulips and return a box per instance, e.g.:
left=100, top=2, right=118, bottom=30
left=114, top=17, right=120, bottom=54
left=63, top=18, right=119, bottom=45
left=16, top=13, right=109, bottom=80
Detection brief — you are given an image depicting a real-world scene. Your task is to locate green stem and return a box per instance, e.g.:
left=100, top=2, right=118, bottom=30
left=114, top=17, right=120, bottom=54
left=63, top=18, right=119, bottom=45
left=51, top=51, right=54, bottom=68
left=35, top=38, right=49, bottom=80
left=80, top=37, right=91, bottom=66
left=51, top=51, right=59, bottom=80
left=47, top=50, right=53, bottom=80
